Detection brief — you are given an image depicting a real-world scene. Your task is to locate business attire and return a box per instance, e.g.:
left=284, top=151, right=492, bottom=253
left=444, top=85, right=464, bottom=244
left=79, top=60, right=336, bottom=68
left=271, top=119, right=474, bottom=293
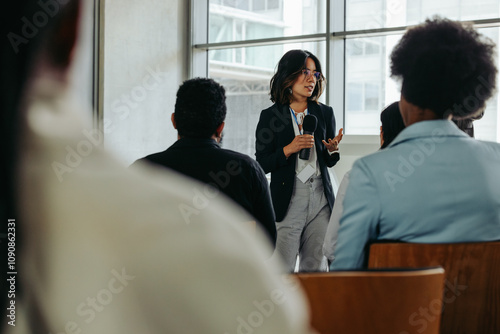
left=132, top=137, right=276, bottom=246
left=332, top=120, right=500, bottom=270
left=13, top=86, right=313, bottom=334
left=256, top=101, right=340, bottom=272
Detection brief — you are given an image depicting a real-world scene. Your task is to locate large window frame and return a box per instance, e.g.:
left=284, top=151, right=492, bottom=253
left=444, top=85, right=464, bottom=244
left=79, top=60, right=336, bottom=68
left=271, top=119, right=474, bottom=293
left=190, top=0, right=500, bottom=138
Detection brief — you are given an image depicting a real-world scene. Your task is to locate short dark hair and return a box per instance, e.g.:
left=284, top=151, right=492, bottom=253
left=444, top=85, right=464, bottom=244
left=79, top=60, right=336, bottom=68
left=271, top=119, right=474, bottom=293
left=174, top=78, right=227, bottom=138
left=452, top=109, right=484, bottom=137
left=390, top=16, right=497, bottom=119
left=269, top=49, right=325, bottom=105
left=380, top=101, right=406, bottom=149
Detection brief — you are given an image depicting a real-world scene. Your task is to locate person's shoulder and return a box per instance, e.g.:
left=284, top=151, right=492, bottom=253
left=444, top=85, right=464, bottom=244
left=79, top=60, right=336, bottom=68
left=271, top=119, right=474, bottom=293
left=474, top=138, right=500, bottom=148
left=316, top=102, right=333, bottom=111
left=130, top=155, right=152, bottom=168
left=220, top=148, right=256, bottom=163
left=468, top=138, right=500, bottom=157
left=260, top=103, right=281, bottom=116
left=312, top=102, right=334, bottom=118
left=262, top=102, right=278, bottom=111
left=146, top=150, right=170, bottom=162
left=131, top=149, right=172, bottom=168
left=350, top=146, right=397, bottom=175
left=220, top=148, right=265, bottom=172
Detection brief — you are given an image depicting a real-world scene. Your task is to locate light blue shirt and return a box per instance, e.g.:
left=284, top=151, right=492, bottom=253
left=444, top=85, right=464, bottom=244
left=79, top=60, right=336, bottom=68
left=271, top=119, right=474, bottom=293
left=331, top=120, right=500, bottom=270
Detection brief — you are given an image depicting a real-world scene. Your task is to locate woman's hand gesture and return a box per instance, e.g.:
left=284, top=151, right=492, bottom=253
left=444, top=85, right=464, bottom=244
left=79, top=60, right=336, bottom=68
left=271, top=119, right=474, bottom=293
left=322, top=128, right=343, bottom=152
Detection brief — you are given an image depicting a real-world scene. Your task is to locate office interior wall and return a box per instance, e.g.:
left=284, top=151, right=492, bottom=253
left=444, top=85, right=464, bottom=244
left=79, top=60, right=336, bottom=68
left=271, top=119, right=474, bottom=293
left=101, top=0, right=188, bottom=165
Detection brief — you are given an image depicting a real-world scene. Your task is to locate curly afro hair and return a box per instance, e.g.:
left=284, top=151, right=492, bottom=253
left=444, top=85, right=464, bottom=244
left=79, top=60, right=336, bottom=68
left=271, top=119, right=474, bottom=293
left=174, top=77, right=227, bottom=138
left=390, top=16, right=497, bottom=119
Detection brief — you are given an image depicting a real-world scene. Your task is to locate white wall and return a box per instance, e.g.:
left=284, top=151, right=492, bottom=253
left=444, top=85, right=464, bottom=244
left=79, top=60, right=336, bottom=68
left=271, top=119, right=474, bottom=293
left=101, top=0, right=188, bottom=165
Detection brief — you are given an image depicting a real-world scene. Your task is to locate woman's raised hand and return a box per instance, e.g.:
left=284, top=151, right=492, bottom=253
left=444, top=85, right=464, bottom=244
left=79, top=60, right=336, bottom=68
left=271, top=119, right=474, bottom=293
left=322, top=128, right=343, bottom=152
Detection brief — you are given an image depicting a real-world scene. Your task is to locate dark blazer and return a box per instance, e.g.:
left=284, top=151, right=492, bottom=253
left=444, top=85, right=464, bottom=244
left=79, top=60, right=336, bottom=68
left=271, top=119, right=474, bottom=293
left=255, top=102, right=340, bottom=222
left=132, top=138, right=277, bottom=247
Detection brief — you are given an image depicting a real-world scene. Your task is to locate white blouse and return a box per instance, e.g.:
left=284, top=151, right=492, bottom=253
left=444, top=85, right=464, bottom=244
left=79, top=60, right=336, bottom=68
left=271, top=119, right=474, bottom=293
left=289, top=108, right=321, bottom=178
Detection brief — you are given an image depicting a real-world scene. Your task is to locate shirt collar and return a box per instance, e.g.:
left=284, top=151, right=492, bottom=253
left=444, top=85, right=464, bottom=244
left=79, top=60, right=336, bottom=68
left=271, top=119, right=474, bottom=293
left=172, top=137, right=220, bottom=148
left=388, top=120, right=469, bottom=148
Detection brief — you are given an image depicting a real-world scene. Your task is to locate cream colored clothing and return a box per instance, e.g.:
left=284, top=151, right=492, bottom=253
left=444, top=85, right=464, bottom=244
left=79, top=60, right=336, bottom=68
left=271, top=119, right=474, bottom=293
left=7, top=80, right=314, bottom=334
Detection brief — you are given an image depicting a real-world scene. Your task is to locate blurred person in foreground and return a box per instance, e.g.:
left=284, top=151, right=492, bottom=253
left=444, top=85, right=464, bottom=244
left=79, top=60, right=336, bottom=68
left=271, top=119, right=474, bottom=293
left=132, top=77, right=276, bottom=247
left=0, top=1, right=313, bottom=333
left=323, top=101, right=405, bottom=265
left=332, top=17, right=500, bottom=270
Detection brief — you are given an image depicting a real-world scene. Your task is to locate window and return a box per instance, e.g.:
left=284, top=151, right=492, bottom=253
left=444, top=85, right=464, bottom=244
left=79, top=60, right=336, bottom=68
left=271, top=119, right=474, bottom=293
left=207, top=0, right=325, bottom=42
left=194, top=0, right=326, bottom=157
left=345, top=35, right=396, bottom=134
left=347, top=0, right=500, bottom=30
left=192, top=0, right=500, bottom=146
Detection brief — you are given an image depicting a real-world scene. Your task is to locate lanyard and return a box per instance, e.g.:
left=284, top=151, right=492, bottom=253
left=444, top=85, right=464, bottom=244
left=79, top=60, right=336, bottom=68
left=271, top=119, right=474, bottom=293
left=290, top=108, right=308, bottom=135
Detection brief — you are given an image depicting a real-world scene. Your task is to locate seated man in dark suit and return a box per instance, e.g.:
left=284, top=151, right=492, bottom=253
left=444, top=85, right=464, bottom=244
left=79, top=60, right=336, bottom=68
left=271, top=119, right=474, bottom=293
left=132, top=78, right=276, bottom=247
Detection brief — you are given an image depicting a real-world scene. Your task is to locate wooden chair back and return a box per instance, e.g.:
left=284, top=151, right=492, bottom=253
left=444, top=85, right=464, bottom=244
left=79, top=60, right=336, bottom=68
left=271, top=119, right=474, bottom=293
left=368, top=241, right=500, bottom=334
left=294, top=267, right=445, bottom=334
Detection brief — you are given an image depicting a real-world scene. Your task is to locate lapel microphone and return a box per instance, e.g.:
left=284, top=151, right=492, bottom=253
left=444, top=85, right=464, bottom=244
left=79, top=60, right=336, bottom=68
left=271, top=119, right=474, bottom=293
left=299, top=114, right=317, bottom=160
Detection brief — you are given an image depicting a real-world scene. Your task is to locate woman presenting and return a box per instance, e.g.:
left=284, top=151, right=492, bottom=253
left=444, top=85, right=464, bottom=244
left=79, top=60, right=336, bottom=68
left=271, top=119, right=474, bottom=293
left=255, top=49, right=343, bottom=272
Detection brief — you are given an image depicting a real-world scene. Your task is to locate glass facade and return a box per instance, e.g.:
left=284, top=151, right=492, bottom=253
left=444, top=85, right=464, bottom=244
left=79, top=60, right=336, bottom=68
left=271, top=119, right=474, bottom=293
left=198, top=0, right=500, bottom=145
left=346, top=0, right=500, bottom=30
left=209, top=0, right=325, bottom=43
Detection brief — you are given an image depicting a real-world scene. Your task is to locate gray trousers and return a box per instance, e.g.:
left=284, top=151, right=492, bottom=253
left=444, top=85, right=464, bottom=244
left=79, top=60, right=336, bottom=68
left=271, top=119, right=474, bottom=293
left=273, top=175, right=330, bottom=273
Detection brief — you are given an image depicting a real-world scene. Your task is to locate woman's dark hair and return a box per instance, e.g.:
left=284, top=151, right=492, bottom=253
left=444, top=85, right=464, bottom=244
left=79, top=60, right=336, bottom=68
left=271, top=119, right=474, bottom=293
left=1, top=1, right=79, bottom=331
left=453, top=118, right=475, bottom=137
left=174, top=77, right=227, bottom=138
left=390, top=16, right=497, bottom=119
left=269, top=49, right=325, bottom=105
left=380, top=101, right=406, bottom=149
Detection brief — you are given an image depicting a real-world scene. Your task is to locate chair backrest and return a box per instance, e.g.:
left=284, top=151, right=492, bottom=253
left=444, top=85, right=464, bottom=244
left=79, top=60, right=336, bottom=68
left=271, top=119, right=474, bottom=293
left=293, top=267, right=445, bottom=334
left=368, top=241, right=500, bottom=334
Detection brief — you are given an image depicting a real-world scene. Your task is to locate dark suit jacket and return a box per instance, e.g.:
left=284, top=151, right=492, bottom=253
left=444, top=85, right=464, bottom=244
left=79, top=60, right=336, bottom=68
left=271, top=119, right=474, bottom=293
left=255, top=102, right=340, bottom=222
left=132, top=138, right=277, bottom=246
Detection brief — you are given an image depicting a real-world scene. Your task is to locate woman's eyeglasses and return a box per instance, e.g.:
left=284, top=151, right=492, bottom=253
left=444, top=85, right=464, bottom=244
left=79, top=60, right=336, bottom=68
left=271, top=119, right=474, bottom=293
left=302, top=69, right=322, bottom=80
